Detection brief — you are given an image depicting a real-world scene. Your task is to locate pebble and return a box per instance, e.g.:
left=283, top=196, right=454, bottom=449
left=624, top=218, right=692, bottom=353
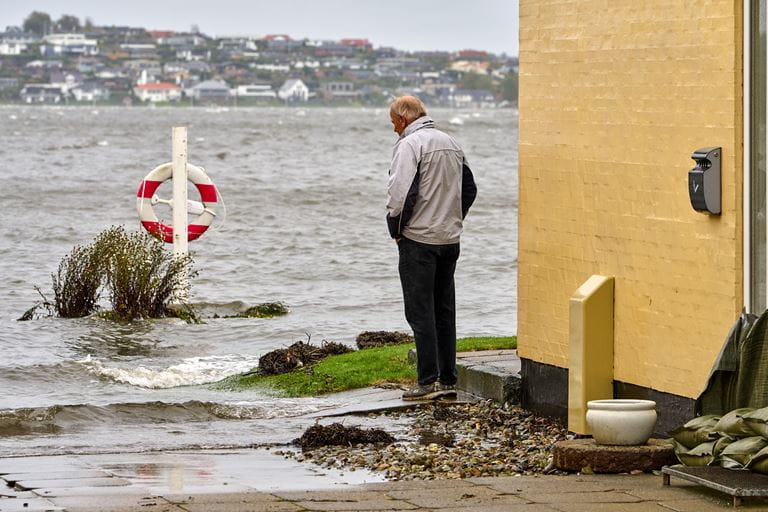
left=278, top=400, right=569, bottom=480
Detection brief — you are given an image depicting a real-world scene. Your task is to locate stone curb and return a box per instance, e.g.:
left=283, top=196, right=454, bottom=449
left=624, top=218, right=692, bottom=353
left=408, top=348, right=521, bottom=404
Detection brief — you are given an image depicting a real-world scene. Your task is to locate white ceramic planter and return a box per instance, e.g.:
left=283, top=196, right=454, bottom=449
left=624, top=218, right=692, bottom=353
left=586, top=399, right=657, bottom=446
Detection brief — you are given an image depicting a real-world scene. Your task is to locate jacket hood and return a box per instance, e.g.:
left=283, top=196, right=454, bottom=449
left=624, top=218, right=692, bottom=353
left=400, top=116, right=435, bottom=139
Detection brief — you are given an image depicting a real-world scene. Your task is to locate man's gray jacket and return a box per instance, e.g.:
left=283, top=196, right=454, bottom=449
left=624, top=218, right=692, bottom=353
left=387, top=116, right=477, bottom=245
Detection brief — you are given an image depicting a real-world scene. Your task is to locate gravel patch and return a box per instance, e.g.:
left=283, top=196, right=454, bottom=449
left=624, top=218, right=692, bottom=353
left=274, top=400, right=570, bottom=480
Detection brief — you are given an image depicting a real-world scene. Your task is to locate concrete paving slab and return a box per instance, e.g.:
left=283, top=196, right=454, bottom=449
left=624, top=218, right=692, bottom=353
left=162, top=491, right=280, bottom=503
left=0, top=498, right=63, bottom=512
left=548, top=503, right=671, bottom=512
left=429, top=506, right=559, bottom=512
left=59, top=505, right=184, bottom=512
left=384, top=485, right=501, bottom=501
left=15, top=477, right=130, bottom=491
left=142, top=484, right=256, bottom=496
left=658, top=498, right=766, bottom=511
left=33, top=486, right=151, bottom=498
left=361, top=479, right=479, bottom=491
left=180, top=503, right=303, bottom=512
left=1, top=470, right=110, bottom=484
left=46, top=494, right=167, bottom=510
left=457, top=350, right=519, bottom=358
left=295, top=498, right=418, bottom=511
left=519, top=491, right=643, bottom=504
left=477, top=476, right=633, bottom=494
left=625, top=485, right=725, bottom=501
left=402, top=494, right=529, bottom=509
left=273, top=490, right=390, bottom=501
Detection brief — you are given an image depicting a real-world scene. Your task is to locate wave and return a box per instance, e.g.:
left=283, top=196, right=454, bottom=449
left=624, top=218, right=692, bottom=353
left=0, top=399, right=309, bottom=437
left=78, top=354, right=260, bottom=388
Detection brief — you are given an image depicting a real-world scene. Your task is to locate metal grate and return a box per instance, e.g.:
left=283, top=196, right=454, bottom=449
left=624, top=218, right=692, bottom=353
left=662, top=464, right=768, bottom=507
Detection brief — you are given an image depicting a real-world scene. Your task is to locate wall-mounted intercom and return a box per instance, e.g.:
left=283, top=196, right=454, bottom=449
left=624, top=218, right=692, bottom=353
left=688, top=147, right=721, bottom=215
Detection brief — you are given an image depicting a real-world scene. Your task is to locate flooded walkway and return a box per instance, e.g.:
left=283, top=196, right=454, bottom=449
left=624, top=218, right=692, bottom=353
left=0, top=457, right=754, bottom=511
left=0, top=386, right=756, bottom=510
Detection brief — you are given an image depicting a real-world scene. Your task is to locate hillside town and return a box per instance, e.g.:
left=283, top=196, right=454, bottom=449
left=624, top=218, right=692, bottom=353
left=0, top=11, right=518, bottom=107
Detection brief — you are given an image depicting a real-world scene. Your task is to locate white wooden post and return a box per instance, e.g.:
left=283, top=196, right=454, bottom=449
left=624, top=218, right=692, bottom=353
left=172, top=126, right=188, bottom=301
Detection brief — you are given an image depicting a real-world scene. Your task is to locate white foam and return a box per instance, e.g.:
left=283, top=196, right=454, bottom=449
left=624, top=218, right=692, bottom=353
left=78, top=355, right=260, bottom=389
left=449, top=117, right=464, bottom=126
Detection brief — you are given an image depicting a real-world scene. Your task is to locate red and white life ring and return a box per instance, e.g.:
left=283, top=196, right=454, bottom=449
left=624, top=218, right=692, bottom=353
left=136, top=162, right=217, bottom=243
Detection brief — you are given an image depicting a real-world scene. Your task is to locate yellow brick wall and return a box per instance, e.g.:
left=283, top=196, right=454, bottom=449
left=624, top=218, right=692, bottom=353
left=518, top=0, right=743, bottom=398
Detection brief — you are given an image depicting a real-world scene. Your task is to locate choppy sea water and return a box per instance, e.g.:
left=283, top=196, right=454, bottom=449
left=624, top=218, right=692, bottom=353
left=0, top=106, right=517, bottom=456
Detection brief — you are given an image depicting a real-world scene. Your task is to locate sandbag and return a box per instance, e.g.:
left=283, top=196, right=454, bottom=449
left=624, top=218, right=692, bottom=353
left=713, top=435, right=735, bottom=457
left=748, top=445, right=768, bottom=474
left=669, top=415, right=720, bottom=449
left=675, top=440, right=716, bottom=467
left=719, top=436, right=768, bottom=467
left=742, top=407, right=768, bottom=438
left=713, top=408, right=756, bottom=438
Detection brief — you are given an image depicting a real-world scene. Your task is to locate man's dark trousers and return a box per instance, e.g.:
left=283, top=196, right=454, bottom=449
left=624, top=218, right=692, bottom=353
left=398, top=236, right=460, bottom=386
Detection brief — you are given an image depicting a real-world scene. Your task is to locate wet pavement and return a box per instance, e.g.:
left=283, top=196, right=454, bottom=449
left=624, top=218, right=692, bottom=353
left=1, top=387, right=764, bottom=511
left=2, top=460, right=766, bottom=511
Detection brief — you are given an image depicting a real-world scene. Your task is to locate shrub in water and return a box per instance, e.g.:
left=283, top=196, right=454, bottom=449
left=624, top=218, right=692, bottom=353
left=95, top=226, right=197, bottom=321
left=42, top=226, right=197, bottom=322
left=52, top=243, right=104, bottom=318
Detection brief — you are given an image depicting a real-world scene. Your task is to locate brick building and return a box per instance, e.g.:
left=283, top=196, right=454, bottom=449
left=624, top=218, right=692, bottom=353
left=517, top=1, right=753, bottom=430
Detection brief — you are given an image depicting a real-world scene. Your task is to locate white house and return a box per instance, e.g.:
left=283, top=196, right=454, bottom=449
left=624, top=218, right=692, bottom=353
left=234, top=84, right=277, bottom=99
left=49, top=71, right=82, bottom=95
left=278, top=79, right=309, bottom=102
left=444, top=89, right=496, bottom=108
left=0, top=29, right=38, bottom=56
left=133, top=82, right=182, bottom=102
left=176, top=47, right=211, bottom=61
left=252, top=63, right=290, bottom=72
left=71, top=82, right=110, bottom=102
left=41, top=33, right=98, bottom=57
left=20, top=84, right=66, bottom=103
left=292, top=60, right=320, bottom=69
left=25, top=60, right=62, bottom=69
left=0, top=40, right=28, bottom=55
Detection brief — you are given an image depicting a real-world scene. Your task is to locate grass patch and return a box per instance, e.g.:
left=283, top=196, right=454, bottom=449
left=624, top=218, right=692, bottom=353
left=215, top=336, right=516, bottom=397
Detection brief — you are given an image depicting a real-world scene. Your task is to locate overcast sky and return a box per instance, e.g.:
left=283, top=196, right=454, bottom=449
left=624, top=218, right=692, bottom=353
left=3, top=1, right=519, bottom=55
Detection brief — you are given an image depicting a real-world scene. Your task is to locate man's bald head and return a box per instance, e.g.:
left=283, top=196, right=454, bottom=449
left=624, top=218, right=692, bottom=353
left=389, top=95, right=427, bottom=123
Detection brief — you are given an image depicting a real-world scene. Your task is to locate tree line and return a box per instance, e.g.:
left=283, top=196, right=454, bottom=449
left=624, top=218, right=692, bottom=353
left=22, top=11, right=94, bottom=36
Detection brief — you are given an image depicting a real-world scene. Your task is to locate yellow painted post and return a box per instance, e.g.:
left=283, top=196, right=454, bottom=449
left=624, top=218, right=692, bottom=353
left=568, top=275, right=614, bottom=434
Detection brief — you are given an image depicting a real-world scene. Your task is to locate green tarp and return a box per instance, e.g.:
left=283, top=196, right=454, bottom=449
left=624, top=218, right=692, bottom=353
left=696, top=310, right=768, bottom=415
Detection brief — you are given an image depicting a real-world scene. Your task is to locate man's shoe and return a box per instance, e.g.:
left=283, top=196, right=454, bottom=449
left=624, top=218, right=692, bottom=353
left=402, top=383, right=442, bottom=401
left=434, top=382, right=457, bottom=398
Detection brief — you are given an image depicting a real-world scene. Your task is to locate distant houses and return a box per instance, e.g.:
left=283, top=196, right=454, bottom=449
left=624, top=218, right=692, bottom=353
left=1, top=18, right=517, bottom=107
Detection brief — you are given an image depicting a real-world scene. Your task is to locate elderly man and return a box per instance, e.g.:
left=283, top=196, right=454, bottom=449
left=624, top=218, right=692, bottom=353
left=386, top=95, right=477, bottom=400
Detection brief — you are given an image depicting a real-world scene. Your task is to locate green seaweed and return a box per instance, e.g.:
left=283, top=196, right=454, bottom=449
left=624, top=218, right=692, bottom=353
left=231, top=302, right=289, bottom=318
